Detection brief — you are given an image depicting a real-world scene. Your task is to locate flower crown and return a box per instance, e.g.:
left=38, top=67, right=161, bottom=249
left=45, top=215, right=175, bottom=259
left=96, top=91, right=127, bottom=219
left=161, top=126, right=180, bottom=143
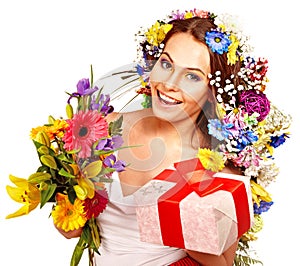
left=135, top=8, right=292, bottom=264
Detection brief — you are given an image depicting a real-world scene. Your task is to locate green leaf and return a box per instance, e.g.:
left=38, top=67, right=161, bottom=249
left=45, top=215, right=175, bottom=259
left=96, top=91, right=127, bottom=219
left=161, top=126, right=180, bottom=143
left=70, top=236, right=87, bottom=266
left=109, top=115, right=123, bottom=136
left=88, top=218, right=101, bottom=250
left=40, top=155, right=57, bottom=169
left=58, top=168, right=75, bottom=178
left=81, top=223, right=92, bottom=243
left=67, top=187, right=77, bottom=205
left=40, top=183, right=57, bottom=208
left=37, top=145, right=49, bottom=155
left=28, top=172, right=51, bottom=184
left=90, top=64, right=94, bottom=87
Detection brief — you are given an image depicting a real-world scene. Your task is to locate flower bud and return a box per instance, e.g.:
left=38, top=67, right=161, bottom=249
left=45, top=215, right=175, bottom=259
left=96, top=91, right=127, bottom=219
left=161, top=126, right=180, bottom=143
left=66, top=104, right=73, bottom=119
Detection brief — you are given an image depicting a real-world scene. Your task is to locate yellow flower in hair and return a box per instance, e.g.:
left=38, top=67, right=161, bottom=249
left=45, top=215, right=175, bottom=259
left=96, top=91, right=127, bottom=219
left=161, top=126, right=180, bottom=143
left=216, top=103, right=226, bottom=119
left=227, top=34, right=240, bottom=65
left=184, top=11, right=193, bottom=19
left=250, top=180, right=273, bottom=205
left=197, top=148, right=225, bottom=172
left=145, top=22, right=172, bottom=46
left=52, top=193, right=87, bottom=232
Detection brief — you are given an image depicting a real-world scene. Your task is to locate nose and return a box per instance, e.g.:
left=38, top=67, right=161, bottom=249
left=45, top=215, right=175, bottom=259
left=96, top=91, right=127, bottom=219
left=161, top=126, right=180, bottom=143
left=163, top=69, right=182, bottom=92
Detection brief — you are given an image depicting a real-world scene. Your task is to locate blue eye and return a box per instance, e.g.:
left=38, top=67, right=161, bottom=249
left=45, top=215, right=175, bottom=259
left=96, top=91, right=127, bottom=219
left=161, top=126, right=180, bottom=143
left=160, top=59, right=173, bottom=71
left=186, top=73, right=201, bottom=82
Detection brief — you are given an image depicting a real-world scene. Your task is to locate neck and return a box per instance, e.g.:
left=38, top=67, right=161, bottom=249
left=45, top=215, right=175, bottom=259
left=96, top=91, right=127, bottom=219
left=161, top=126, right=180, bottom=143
left=153, top=115, right=202, bottom=151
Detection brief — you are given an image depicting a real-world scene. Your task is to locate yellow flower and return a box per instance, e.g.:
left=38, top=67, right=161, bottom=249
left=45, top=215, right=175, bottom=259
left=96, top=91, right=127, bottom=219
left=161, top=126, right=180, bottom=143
left=251, top=180, right=273, bottom=205
left=52, top=193, right=87, bottom=232
left=197, top=148, right=225, bottom=172
left=145, top=21, right=172, bottom=46
left=74, top=177, right=95, bottom=200
left=216, top=103, right=226, bottom=119
left=6, top=175, right=40, bottom=219
left=227, top=34, right=239, bottom=65
left=30, top=126, right=46, bottom=140
left=184, top=11, right=193, bottom=19
left=47, top=119, right=69, bottom=139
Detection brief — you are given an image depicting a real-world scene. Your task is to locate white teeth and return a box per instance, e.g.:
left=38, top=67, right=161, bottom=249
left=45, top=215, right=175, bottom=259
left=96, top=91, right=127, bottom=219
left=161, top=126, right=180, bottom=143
left=159, top=91, right=181, bottom=104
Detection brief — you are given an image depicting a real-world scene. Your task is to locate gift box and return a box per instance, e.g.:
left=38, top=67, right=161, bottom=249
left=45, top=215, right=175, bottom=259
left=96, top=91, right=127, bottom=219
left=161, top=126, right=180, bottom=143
left=134, top=158, right=253, bottom=255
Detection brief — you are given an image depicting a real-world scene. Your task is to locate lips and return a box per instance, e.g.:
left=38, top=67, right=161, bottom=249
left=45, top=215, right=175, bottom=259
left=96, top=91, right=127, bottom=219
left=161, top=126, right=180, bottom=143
left=157, top=90, right=182, bottom=105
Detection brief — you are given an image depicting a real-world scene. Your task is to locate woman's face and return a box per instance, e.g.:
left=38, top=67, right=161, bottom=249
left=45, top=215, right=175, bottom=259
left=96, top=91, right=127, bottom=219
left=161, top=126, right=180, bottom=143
left=150, top=32, right=211, bottom=123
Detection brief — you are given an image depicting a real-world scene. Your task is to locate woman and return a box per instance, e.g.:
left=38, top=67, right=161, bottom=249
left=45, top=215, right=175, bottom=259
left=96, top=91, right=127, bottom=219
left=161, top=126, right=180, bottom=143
left=57, top=10, right=259, bottom=266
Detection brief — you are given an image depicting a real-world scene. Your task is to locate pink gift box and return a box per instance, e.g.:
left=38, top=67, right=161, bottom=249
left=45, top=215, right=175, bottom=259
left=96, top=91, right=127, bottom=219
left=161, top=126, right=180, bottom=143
left=134, top=158, right=253, bottom=255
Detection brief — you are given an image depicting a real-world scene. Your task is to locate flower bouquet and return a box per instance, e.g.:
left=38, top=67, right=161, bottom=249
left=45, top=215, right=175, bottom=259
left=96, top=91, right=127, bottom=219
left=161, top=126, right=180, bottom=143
left=6, top=65, right=127, bottom=266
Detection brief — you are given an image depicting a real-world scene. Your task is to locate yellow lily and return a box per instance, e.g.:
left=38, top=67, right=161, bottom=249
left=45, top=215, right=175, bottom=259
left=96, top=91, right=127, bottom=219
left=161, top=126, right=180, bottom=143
left=250, top=180, right=272, bottom=206
left=74, top=177, right=95, bottom=200
left=6, top=174, right=40, bottom=219
left=73, top=160, right=102, bottom=200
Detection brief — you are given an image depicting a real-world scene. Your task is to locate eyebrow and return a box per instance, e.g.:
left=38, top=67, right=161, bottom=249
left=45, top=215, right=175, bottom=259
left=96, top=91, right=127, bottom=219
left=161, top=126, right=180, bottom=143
left=161, top=52, right=206, bottom=76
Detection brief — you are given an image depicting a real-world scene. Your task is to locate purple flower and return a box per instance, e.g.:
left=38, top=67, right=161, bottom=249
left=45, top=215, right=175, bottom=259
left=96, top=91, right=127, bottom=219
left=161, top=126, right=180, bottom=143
left=171, top=10, right=185, bottom=20
left=239, top=90, right=270, bottom=121
left=77, top=78, right=99, bottom=96
left=67, top=78, right=99, bottom=103
left=90, top=94, right=113, bottom=115
left=103, top=154, right=126, bottom=172
left=253, top=201, right=273, bottom=214
left=96, top=136, right=124, bottom=151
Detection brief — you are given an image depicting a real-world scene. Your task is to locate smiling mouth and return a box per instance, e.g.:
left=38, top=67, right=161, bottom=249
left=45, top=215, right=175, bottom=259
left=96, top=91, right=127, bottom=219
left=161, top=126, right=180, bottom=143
left=157, top=90, right=182, bottom=105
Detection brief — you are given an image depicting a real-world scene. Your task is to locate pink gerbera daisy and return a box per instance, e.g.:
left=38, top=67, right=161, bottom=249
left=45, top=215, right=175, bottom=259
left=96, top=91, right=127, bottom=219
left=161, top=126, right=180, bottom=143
left=63, top=110, right=109, bottom=158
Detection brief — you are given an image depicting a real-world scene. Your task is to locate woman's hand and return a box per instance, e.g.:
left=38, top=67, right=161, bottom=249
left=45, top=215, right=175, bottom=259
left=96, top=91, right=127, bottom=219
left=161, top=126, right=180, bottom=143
left=54, top=223, right=83, bottom=239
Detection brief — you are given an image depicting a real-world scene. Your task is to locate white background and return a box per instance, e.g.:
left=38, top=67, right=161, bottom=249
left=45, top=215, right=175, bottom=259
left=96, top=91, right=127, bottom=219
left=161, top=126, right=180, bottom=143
left=0, top=0, right=298, bottom=265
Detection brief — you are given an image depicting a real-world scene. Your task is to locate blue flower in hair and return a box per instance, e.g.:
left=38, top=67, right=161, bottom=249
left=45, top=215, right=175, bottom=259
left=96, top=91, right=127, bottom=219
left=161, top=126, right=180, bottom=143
left=205, top=30, right=231, bottom=55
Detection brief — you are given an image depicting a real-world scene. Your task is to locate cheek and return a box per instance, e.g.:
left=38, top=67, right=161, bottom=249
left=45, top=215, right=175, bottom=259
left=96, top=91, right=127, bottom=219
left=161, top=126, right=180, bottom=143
left=183, top=85, right=210, bottom=105
left=149, top=80, right=159, bottom=95
left=149, top=64, right=170, bottom=85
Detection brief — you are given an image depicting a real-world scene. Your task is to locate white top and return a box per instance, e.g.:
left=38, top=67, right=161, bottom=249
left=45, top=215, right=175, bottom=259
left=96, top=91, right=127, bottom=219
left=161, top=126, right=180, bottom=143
left=94, top=171, right=186, bottom=266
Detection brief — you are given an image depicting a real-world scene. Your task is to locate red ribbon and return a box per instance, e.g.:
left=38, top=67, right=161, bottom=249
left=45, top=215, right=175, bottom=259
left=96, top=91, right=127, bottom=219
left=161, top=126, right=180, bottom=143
left=156, top=158, right=251, bottom=250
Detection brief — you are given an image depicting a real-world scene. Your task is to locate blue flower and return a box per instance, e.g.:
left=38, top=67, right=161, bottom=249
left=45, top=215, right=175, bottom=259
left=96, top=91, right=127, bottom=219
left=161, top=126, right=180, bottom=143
left=253, top=201, right=273, bottom=214
left=208, top=119, right=233, bottom=141
left=205, top=30, right=231, bottom=55
left=270, top=134, right=289, bottom=148
left=236, top=130, right=258, bottom=150
left=136, top=64, right=145, bottom=76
